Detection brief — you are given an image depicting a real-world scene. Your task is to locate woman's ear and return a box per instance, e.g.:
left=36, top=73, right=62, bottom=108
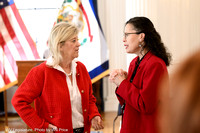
left=59, top=43, right=63, bottom=52
left=59, top=43, right=63, bottom=49
left=139, top=33, right=145, bottom=42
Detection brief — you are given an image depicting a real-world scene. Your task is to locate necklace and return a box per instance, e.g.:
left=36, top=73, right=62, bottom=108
left=67, top=71, right=72, bottom=76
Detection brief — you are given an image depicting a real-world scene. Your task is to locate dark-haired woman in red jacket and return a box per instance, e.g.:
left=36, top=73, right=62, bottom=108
left=109, top=17, right=171, bottom=133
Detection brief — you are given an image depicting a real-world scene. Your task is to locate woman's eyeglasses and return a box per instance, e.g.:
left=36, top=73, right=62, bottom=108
left=124, top=32, right=141, bottom=39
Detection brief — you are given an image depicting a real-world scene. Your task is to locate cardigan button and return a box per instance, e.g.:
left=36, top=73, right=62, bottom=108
left=50, top=116, right=53, bottom=118
left=84, top=109, right=87, bottom=112
left=81, top=90, right=84, bottom=93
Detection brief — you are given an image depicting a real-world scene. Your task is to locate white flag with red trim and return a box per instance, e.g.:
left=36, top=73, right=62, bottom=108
left=0, top=0, right=40, bottom=92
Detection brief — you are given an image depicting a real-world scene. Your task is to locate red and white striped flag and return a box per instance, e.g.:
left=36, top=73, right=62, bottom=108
left=0, top=0, right=40, bottom=92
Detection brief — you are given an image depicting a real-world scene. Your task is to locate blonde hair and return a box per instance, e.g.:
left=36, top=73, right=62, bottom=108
left=160, top=49, right=200, bottom=133
left=48, top=22, right=79, bottom=66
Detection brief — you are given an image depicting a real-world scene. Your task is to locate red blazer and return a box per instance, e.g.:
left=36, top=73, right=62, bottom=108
left=12, top=61, right=100, bottom=133
left=116, top=52, right=168, bottom=133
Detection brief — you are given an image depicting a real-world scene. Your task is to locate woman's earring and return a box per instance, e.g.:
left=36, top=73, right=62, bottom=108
left=139, top=44, right=142, bottom=47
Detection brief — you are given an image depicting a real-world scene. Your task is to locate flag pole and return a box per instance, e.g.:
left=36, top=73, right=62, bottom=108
left=4, top=90, right=8, bottom=133
left=2, top=45, right=8, bottom=133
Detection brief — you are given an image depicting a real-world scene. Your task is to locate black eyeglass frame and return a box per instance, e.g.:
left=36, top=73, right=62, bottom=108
left=123, top=32, right=142, bottom=38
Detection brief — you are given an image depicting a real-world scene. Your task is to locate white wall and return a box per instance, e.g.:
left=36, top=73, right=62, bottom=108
left=125, top=0, right=200, bottom=73
left=97, top=0, right=126, bottom=111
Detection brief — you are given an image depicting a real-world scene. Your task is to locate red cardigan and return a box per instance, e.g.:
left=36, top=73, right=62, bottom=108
left=12, top=61, right=100, bottom=133
left=116, top=52, right=168, bottom=133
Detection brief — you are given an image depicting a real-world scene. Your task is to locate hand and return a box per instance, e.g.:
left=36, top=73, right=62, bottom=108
left=109, top=69, right=118, bottom=79
left=109, top=69, right=127, bottom=86
left=91, top=116, right=104, bottom=130
left=46, top=124, right=58, bottom=133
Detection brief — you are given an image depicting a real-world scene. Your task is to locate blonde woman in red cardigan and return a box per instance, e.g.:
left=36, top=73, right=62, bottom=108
left=12, top=22, right=103, bottom=133
left=109, top=17, right=171, bottom=133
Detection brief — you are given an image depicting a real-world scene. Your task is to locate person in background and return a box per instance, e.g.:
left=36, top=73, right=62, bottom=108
left=159, top=49, right=200, bottom=133
left=12, top=22, right=104, bottom=133
left=43, top=48, right=51, bottom=59
left=109, top=16, right=171, bottom=133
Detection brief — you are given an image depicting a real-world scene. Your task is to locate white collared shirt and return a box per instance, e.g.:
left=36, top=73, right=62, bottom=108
left=46, top=57, right=84, bottom=128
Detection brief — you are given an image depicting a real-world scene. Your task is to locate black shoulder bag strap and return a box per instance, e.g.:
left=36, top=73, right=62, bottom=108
left=121, top=51, right=149, bottom=118
left=121, top=58, right=141, bottom=116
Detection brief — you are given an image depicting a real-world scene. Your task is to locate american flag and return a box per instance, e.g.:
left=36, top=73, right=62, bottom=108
left=0, top=0, right=40, bottom=92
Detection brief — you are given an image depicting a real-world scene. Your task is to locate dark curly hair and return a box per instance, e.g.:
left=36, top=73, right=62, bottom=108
left=126, top=17, right=172, bottom=66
